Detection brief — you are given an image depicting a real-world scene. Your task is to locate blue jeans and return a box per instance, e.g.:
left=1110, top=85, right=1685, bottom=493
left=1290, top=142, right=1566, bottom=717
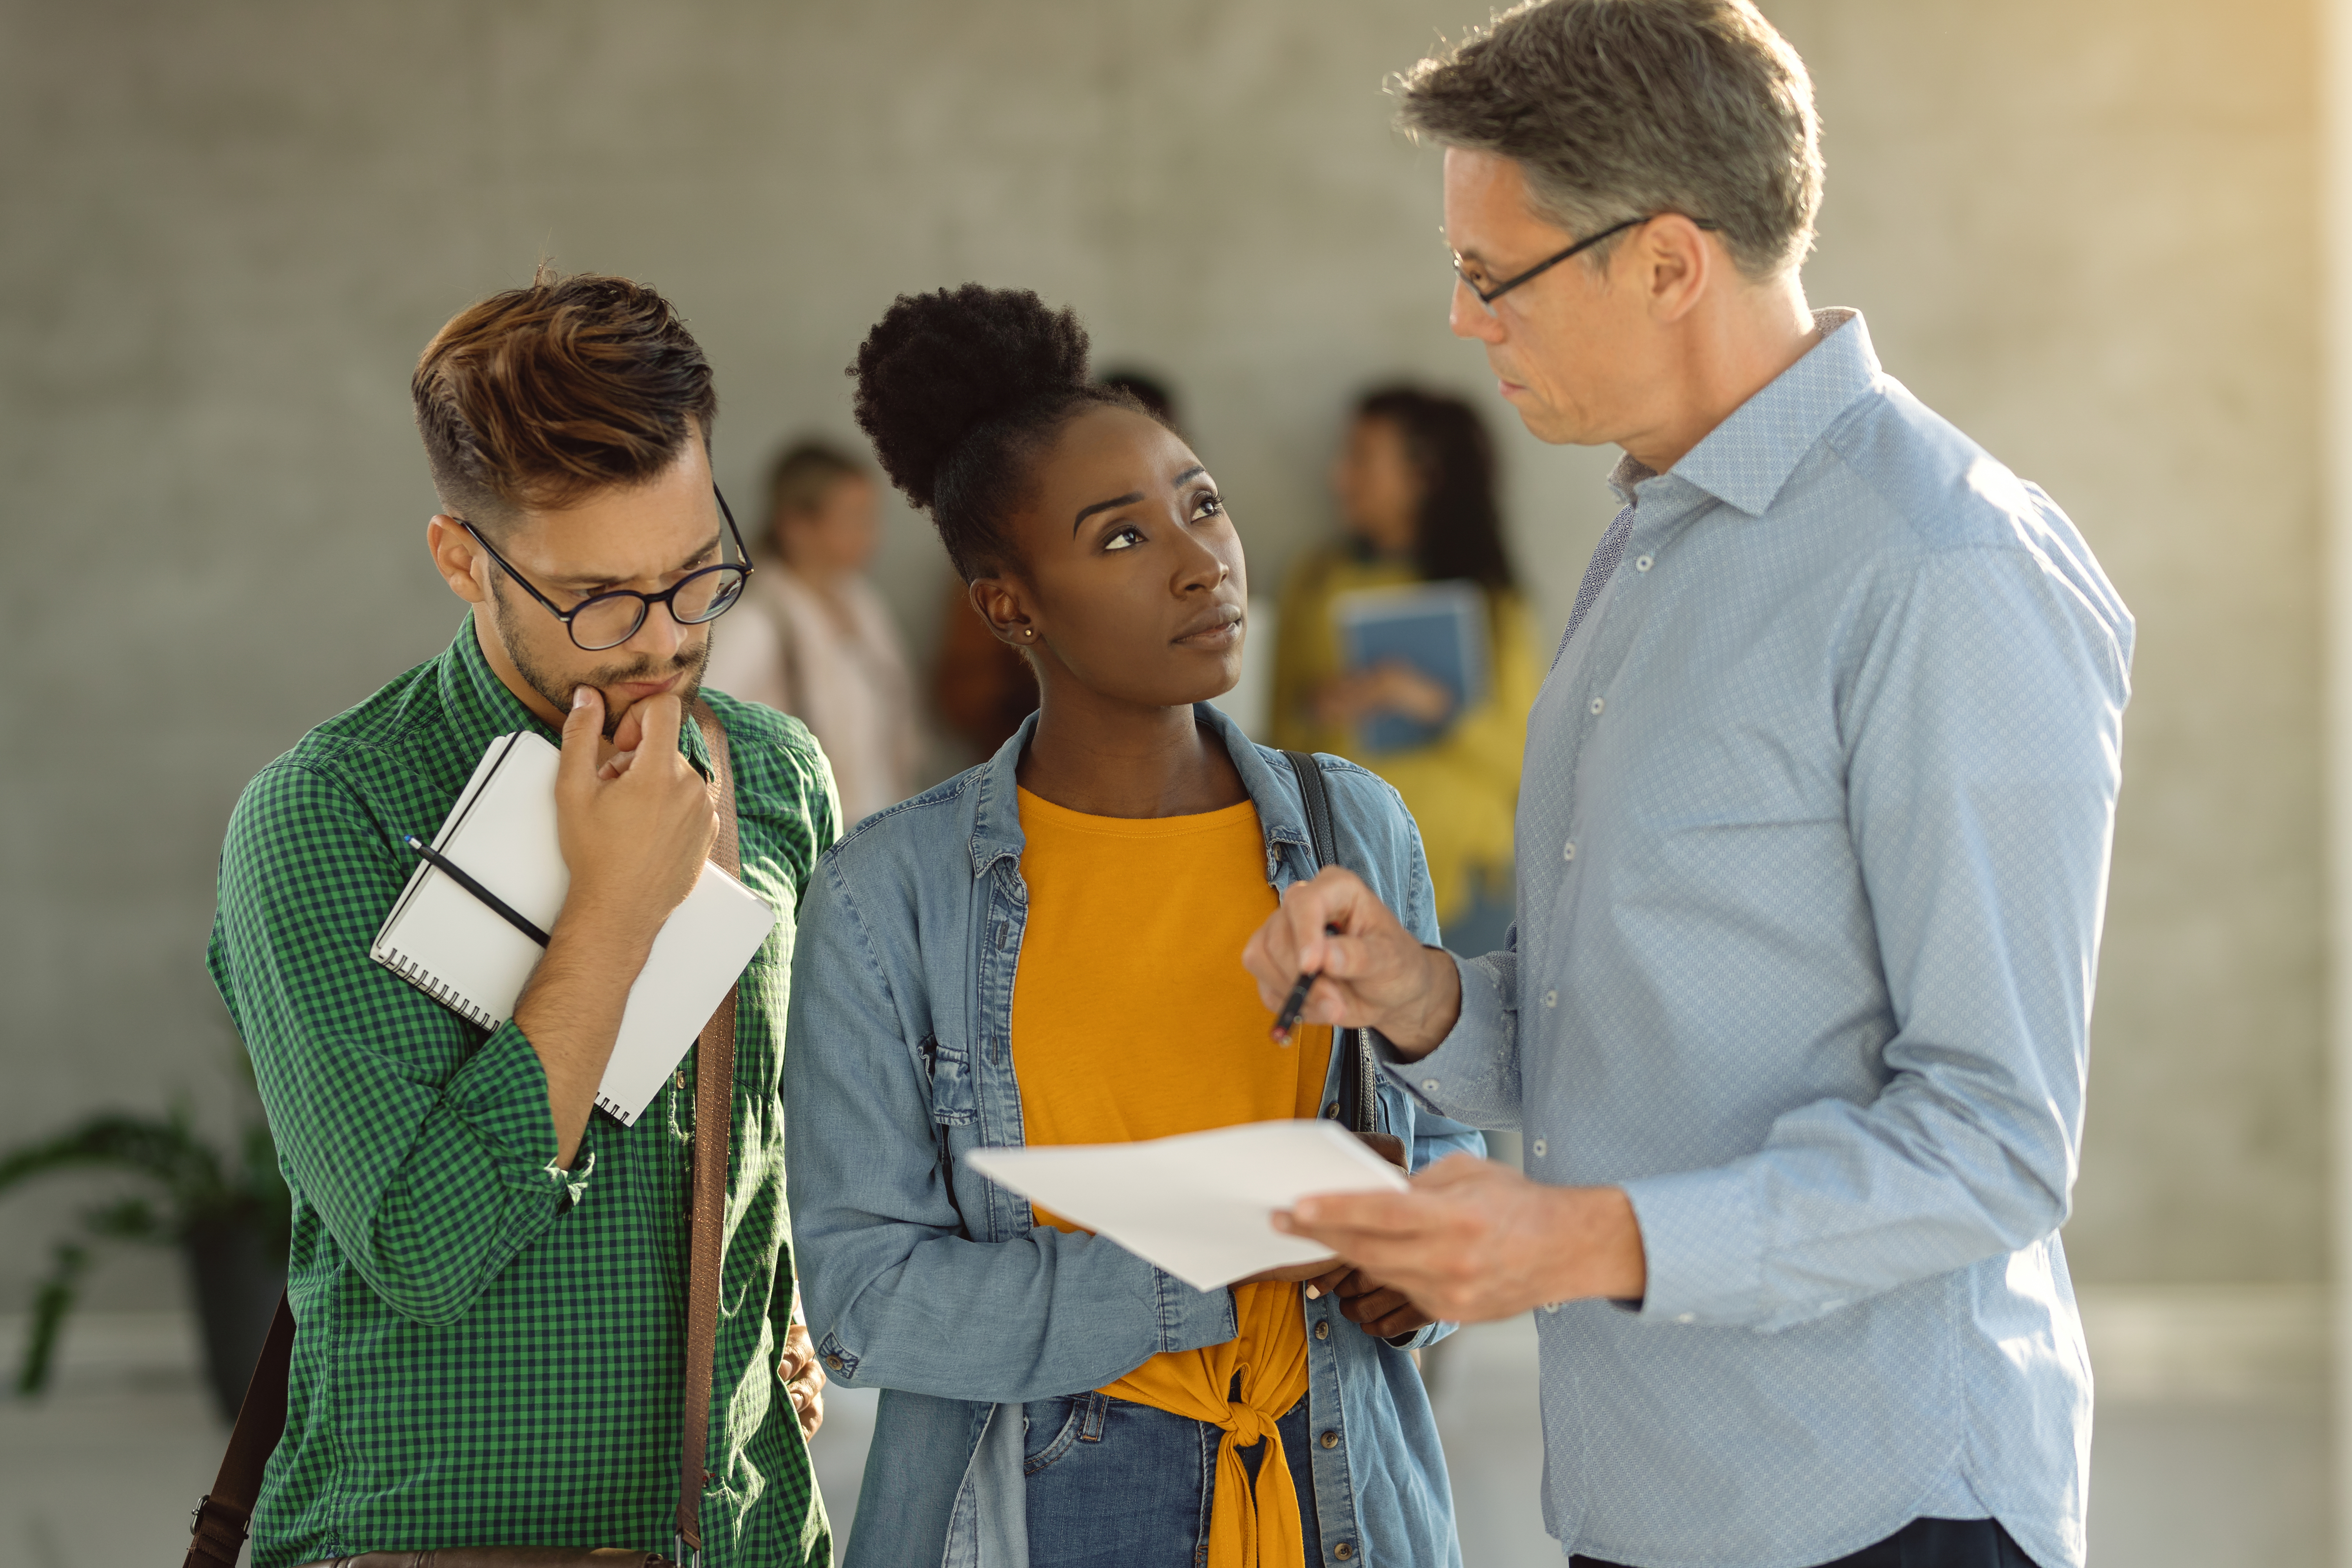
left=1022, top=1390, right=1325, bottom=1568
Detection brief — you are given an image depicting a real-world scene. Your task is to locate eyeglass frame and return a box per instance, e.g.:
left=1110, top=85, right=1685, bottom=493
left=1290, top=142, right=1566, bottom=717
left=1454, top=212, right=1723, bottom=308
left=455, top=484, right=755, bottom=652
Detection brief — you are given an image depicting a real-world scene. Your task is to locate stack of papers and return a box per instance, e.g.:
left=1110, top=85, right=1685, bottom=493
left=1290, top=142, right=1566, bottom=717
left=965, top=1120, right=1410, bottom=1291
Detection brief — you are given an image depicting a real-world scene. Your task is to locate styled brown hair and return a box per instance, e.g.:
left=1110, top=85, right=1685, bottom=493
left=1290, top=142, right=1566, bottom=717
left=412, top=267, right=717, bottom=533
left=1396, top=0, right=1822, bottom=279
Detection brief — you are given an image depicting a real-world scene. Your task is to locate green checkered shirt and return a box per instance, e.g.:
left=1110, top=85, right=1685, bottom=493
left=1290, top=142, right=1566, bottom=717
left=208, top=620, right=837, bottom=1568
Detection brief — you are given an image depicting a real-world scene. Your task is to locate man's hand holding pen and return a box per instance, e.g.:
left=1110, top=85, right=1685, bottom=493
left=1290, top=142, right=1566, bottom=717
left=1244, top=867, right=1464, bottom=1058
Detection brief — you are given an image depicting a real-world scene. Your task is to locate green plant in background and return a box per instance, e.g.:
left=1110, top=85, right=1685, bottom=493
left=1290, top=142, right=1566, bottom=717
left=0, top=1105, right=288, bottom=1397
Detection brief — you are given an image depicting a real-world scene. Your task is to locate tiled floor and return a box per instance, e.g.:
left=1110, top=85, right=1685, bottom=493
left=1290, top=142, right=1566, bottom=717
left=1, top=1311, right=2328, bottom=1566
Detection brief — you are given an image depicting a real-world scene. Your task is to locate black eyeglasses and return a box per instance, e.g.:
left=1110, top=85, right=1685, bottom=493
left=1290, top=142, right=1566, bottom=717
left=457, top=485, right=754, bottom=652
left=1454, top=213, right=1722, bottom=309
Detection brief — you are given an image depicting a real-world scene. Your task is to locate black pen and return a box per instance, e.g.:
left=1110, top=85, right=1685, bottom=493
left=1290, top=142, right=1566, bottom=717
left=1269, top=923, right=1340, bottom=1045
left=404, top=835, right=551, bottom=948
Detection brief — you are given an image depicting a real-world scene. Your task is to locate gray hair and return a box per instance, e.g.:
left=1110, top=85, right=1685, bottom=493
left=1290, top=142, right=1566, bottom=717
left=1396, top=0, right=1823, bottom=280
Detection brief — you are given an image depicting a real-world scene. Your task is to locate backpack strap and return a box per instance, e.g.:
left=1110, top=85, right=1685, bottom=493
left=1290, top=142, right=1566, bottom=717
left=1281, top=751, right=1382, bottom=1138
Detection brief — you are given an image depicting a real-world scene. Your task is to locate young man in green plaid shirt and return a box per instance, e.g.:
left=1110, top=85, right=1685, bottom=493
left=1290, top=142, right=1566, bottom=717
left=208, top=271, right=837, bottom=1566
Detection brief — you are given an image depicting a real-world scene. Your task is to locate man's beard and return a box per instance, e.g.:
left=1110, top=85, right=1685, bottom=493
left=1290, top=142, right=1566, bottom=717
left=494, top=591, right=712, bottom=739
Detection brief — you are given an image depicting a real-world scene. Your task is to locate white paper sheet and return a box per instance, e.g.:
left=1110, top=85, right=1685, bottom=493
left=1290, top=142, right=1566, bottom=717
left=964, top=1120, right=1411, bottom=1291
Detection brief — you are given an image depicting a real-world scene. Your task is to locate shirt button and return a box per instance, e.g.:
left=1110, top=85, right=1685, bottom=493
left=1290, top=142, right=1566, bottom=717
left=1543, top=989, right=1559, bottom=1008
left=1319, top=1430, right=1340, bottom=1450
left=1676, top=1313, right=1696, bottom=1325
left=1532, top=1140, right=1547, bottom=1158
left=1634, top=554, right=1653, bottom=572
left=1561, top=840, right=1577, bottom=862
left=1334, top=1545, right=1355, bottom=1562
left=1421, top=1078, right=1440, bottom=1093
left=1589, top=697, right=1605, bottom=715
left=1314, top=1321, right=1331, bottom=1341
left=1542, top=1302, right=1561, bottom=1314
left=823, top=1354, right=842, bottom=1370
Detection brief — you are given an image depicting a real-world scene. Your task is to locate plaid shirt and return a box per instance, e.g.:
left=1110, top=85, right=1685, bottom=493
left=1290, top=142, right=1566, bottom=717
left=209, top=619, right=837, bottom=1568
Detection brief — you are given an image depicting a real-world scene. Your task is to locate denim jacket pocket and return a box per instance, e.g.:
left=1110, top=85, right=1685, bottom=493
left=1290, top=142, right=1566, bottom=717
left=923, top=1036, right=978, bottom=1127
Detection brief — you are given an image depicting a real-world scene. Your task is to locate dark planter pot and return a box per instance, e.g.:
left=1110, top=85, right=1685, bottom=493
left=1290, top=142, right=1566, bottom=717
left=183, top=1219, right=287, bottom=1423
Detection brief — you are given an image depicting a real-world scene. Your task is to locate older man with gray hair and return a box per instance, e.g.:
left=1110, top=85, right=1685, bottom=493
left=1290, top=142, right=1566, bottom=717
left=1245, top=4, right=2130, bottom=1566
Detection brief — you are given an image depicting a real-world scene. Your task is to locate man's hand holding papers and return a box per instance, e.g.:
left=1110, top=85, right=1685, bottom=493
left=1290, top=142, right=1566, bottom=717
left=1274, top=1153, right=1646, bottom=1323
left=964, top=1120, right=1411, bottom=1293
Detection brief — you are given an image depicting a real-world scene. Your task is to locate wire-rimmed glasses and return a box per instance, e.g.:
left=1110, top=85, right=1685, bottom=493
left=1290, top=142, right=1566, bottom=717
left=1454, top=213, right=1722, bottom=310
left=457, top=486, right=753, bottom=652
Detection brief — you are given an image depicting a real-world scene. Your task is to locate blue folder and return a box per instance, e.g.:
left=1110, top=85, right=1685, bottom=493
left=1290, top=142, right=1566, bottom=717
left=1334, top=581, right=1490, bottom=755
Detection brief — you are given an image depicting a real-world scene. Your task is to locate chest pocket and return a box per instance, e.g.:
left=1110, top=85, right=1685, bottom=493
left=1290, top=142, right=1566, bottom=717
left=921, top=1036, right=978, bottom=1127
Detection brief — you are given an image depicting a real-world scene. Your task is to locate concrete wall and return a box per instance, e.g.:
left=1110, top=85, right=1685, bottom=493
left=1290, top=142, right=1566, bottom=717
left=0, top=0, right=2319, bottom=1310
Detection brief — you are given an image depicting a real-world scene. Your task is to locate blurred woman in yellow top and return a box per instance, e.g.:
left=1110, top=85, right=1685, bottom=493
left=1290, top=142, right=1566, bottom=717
left=1272, top=387, right=1537, bottom=955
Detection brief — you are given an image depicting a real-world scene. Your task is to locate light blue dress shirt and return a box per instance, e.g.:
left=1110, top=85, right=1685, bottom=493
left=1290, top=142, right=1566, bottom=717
left=1392, top=311, right=2131, bottom=1568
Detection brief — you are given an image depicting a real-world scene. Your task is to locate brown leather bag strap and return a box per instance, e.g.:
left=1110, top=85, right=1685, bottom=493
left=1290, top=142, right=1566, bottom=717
left=183, top=1292, right=296, bottom=1567
left=675, top=702, right=741, bottom=1564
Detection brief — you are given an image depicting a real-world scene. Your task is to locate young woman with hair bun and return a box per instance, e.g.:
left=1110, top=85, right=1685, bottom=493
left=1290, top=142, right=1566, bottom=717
left=783, top=285, right=1472, bottom=1568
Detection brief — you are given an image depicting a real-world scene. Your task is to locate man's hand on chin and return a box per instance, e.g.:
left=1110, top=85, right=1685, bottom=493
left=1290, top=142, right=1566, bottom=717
left=1273, top=1154, right=1647, bottom=1323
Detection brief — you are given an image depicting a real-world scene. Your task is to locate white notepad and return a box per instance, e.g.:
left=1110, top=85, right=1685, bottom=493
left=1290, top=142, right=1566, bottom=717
left=965, top=1120, right=1412, bottom=1291
left=370, top=730, right=777, bottom=1127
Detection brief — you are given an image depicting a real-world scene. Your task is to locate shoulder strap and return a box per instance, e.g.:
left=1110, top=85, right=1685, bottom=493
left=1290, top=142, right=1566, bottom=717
left=182, top=1295, right=294, bottom=1567
left=677, top=701, right=742, bottom=1566
left=1281, top=751, right=1381, bottom=1138
left=186, top=712, right=749, bottom=1568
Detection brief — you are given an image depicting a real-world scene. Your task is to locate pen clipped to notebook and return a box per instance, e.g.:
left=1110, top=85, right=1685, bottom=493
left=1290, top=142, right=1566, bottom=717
left=403, top=835, right=548, bottom=947
left=369, top=729, right=776, bottom=1125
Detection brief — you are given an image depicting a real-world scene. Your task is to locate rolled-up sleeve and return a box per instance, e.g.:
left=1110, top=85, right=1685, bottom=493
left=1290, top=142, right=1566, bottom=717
left=211, top=761, right=584, bottom=1326
left=1622, top=542, right=2129, bottom=1330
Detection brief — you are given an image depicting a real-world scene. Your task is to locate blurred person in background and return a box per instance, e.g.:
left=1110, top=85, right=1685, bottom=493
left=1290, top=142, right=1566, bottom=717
left=788, top=287, right=1473, bottom=1568
left=1249, top=4, right=2131, bottom=1568
left=1270, top=386, right=1537, bottom=956
left=705, top=437, right=918, bottom=825
left=928, top=368, right=1182, bottom=760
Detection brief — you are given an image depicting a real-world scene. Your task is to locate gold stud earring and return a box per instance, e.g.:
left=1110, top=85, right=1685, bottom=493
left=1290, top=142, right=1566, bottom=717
left=1023, top=628, right=1034, bottom=639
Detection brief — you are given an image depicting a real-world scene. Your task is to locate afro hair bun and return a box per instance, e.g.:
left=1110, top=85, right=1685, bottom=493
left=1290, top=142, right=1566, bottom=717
left=849, top=285, right=1094, bottom=512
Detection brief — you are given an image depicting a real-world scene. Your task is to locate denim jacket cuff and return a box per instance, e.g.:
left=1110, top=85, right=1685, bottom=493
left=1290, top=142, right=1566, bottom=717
left=1154, top=1268, right=1238, bottom=1354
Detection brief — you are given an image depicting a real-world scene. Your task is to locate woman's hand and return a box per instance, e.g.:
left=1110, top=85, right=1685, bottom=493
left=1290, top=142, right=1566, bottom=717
left=1312, top=661, right=1455, bottom=730
left=1330, top=1267, right=1437, bottom=1340
left=779, top=1322, right=827, bottom=1440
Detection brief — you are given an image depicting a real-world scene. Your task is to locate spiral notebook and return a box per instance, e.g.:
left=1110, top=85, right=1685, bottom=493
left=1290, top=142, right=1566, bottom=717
left=369, top=730, right=777, bottom=1127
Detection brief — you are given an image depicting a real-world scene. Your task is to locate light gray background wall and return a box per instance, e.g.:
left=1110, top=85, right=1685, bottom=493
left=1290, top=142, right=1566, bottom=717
left=0, top=0, right=2318, bottom=1311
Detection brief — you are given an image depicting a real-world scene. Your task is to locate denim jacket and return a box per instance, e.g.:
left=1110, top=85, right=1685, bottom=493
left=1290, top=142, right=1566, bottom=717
left=784, top=706, right=1476, bottom=1568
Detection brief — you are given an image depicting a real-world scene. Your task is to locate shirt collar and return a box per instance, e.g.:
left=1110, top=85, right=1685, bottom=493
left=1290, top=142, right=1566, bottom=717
left=434, top=614, right=712, bottom=776
left=1612, top=307, right=1876, bottom=517
left=966, top=703, right=1314, bottom=882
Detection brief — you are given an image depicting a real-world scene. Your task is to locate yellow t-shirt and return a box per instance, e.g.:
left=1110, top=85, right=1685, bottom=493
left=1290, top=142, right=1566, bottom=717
left=1011, top=787, right=1334, bottom=1568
